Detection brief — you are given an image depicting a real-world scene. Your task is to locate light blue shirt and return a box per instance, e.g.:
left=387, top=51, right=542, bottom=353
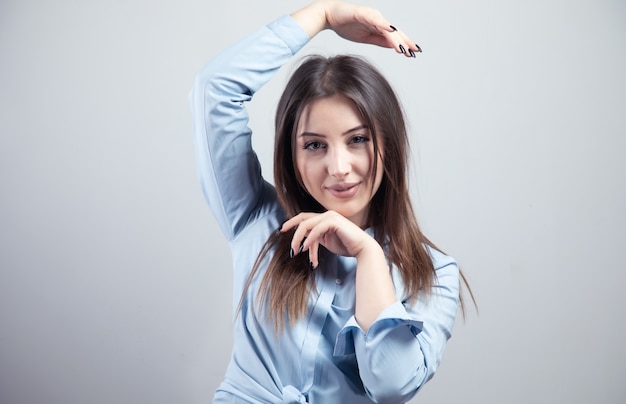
left=190, top=15, right=460, bottom=404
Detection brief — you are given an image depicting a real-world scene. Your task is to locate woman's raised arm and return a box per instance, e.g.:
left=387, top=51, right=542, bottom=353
left=291, top=0, right=420, bottom=57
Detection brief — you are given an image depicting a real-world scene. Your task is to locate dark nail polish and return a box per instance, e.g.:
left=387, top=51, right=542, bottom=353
left=409, top=49, right=416, bottom=58
left=399, top=44, right=406, bottom=54
left=298, top=237, right=306, bottom=255
left=390, top=25, right=398, bottom=32
left=415, top=43, right=422, bottom=53
left=289, top=248, right=294, bottom=259
left=310, top=261, right=316, bottom=271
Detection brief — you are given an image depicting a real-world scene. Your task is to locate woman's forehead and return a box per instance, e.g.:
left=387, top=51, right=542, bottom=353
left=296, top=95, right=367, bottom=133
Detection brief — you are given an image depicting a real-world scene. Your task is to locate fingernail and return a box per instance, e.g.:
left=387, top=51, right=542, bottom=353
left=409, top=49, right=416, bottom=58
left=310, top=261, right=316, bottom=271
left=390, top=25, right=398, bottom=32
left=289, top=248, right=294, bottom=259
left=415, top=43, right=422, bottom=53
left=399, top=44, right=406, bottom=54
left=298, top=237, right=306, bottom=255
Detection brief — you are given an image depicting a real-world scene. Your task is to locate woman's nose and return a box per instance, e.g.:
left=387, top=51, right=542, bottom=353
left=328, top=147, right=350, bottom=178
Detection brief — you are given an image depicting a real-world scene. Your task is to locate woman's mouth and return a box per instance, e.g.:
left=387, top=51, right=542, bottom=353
left=326, top=182, right=360, bottom=199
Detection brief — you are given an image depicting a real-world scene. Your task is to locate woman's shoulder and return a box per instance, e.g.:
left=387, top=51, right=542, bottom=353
left=424, top=244, right=458, bottom=272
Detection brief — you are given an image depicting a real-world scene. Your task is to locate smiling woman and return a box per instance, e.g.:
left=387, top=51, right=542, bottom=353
left=295, top=94, right=384, bottom=228
left=190, top=0, right=469, bottom=402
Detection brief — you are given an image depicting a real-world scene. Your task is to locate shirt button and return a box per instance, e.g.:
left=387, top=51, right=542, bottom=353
left=335, top=278, right=343, bottom=285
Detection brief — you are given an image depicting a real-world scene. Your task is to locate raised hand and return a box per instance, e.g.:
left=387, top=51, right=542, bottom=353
left=291, top=0, right=421, bottom=57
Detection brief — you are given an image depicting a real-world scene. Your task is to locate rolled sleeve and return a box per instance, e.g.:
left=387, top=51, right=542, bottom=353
left=333, top=302, right=423, bottom=356
left=333, top=250, right=460, bottom=403
left=267, top=15, right=311, bottom=53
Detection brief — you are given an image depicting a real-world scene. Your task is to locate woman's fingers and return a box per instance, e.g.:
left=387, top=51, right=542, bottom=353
left=321, top=1, right=421, bottom=56
left=282, top=211, right=370, bottom=269
left=281, top=212, right=317, bottom=258
left=365, top=21, right=422, bottom=57
left=291, top=1, right=422, bottom=57
left=388, top=24, right=422, bottom=57
left=296, top=215, right=333, bottom=270
left=282, top=213, right=323, bottom=269
left=308, top=240, right=320, bottom=270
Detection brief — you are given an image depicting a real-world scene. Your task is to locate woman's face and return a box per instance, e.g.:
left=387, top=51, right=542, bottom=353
left=295, top=94, right=384, bottom=227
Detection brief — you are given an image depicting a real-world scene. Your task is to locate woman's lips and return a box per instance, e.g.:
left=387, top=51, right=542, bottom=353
left=326, top=182, right=360, bottom=199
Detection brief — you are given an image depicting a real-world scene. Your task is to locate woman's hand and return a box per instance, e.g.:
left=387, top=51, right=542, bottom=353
left=282, top=210, right=396, bottom=331
left=281, top=211, right=379, bottom=268
left=291, top=0, right=421, bottom=57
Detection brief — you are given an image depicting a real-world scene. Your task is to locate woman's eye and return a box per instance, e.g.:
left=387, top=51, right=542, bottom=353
left=350, top=135, right=369, bottom=144
left=304, top=141, right=324, bottom=150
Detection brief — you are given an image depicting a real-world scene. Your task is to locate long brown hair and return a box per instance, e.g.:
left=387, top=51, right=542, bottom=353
left=240, top=55, right=473, bottom=330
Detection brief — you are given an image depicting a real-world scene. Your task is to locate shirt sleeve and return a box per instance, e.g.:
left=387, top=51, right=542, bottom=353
left=333, top=249, right=461, bottom=403
left=189, top=15, right=309, bottom=241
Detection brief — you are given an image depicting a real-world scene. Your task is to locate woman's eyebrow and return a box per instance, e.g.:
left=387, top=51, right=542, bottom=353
left=299, top=124, right=369, bottom=138
left=342, top=124, right=369, bottom=135
left=299, top=132, right=326, bottom=138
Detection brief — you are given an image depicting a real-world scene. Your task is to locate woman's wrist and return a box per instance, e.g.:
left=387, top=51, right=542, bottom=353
left=355, top=236, right=386, bottom=267
left=290, top=0, right=329, bottom=39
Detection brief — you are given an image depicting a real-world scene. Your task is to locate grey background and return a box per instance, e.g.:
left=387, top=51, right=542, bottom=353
left=1, top=0, right=624, bottom=403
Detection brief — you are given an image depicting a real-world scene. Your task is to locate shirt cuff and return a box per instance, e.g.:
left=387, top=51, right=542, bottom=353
left=267, top=15, right=310, bottom=55
left=333, top=301, right=424, bottom=356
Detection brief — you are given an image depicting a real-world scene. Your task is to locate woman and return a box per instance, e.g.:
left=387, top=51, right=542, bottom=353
left=190, top=1, right=464, bottom=402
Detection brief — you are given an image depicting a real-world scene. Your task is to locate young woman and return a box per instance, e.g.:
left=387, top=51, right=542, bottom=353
left=190, top=1, right=464, bottom=402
